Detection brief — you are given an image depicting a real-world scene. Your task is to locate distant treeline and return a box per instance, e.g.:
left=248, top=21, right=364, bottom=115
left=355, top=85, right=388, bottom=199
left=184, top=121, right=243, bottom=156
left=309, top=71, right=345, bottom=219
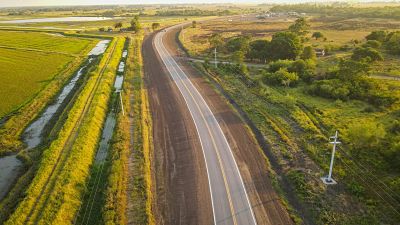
left=155, top=9, right=236, bottom=17
left=270, top=4, right=400, bottom=19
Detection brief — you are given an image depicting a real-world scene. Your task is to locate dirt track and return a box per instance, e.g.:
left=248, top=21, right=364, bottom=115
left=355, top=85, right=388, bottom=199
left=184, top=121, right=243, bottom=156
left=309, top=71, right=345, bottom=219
left=144, top=26, right=293, bottom=224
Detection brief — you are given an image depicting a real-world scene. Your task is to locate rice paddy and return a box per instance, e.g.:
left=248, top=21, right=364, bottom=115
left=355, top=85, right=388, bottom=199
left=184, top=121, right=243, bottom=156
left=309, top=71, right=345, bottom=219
left=0, top=31, right=96, bottom=118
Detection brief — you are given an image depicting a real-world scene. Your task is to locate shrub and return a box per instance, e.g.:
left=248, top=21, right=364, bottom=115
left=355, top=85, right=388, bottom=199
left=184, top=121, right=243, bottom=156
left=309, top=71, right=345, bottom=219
left=365, top=30, right=387, bottom=42
left=268, top=59, right=293, bottom=73
left=351, top=47, right=383, bottom=62
left=362, top=40, right=381, bottom=49
left=301, top=46, right=317, bottom=60
left=263, top=68, right=299, bottom=87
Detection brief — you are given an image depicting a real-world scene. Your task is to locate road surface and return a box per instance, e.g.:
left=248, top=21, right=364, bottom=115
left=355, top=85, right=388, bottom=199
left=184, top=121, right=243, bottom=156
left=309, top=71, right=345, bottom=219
left=154, top=25, right=257, bottom=225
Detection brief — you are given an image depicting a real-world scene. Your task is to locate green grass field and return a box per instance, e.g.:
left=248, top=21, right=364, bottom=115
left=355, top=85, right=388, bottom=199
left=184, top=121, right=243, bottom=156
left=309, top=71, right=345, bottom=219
left=0, top=31, right=95, bottom=118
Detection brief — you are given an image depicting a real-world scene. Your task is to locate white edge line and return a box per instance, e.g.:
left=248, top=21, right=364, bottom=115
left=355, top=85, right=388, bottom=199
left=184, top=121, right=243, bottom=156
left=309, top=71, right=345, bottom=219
left=163, top=25, right=258, bottom=225
left=154, top=31, right=217, bottom=225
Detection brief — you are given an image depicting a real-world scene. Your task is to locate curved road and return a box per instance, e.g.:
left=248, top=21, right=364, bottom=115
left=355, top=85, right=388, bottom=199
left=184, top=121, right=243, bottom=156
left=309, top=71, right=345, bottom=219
left=154, top=26, right=257, bottom=225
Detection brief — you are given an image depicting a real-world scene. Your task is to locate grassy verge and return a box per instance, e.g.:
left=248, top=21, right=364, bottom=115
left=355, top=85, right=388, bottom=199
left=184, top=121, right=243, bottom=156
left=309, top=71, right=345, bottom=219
left=102, top=33, right=154, bottom=225
left=5, top=37, right=125, bottom=225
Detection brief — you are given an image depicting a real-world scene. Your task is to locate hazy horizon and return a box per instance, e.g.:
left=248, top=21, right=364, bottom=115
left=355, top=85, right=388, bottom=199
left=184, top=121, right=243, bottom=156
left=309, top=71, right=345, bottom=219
left=1, top=0, right=399, bottom=8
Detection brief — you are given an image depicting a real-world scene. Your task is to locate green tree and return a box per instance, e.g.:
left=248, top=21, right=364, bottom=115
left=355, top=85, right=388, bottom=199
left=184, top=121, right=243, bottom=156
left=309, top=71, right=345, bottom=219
left=288, top=17, right=310, bottom=36
left=301, top=46, right=316, bottom=60
left=130, top=16, right=141, bottom=33
left=385, top=31, right=400, bottom=55
left=351, top=47, right=383, bottom=62
left=336, top=59, right=371, bottom=82
left=312, top=31, right=324, bottom=40
left=366, top=30, right=387, bottom=42
left=152, top=22, right=160, bottom=31
left=269, top=32, right=303, bottom=60
left=247, top=39, right=270, bottom=63
left=209, top=33, right=224, bottom=50
left=226, top=36, right=251, bottom=53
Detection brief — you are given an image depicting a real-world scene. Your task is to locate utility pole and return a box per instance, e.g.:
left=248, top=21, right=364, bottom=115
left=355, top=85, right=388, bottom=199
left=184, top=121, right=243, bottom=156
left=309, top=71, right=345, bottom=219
left=321, top=130, right=341, bottom=185
left=119, top=91, right=125, bottom=116
left=214, top=48, right=217, bottom=68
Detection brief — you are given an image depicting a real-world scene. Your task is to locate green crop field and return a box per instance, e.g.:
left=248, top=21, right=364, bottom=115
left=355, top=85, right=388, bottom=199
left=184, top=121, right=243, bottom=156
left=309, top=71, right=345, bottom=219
left=0, top=31, right=96, bottom=118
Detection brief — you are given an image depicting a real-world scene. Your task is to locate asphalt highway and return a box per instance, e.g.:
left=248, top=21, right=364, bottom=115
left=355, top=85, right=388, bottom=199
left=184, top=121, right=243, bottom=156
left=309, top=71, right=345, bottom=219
left=154, top=26, right=258, bottom=225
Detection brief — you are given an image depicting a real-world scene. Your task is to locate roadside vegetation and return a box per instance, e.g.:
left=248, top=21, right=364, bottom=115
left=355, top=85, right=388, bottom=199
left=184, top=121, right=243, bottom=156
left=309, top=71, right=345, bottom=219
left=101, top=33, right=154, bottom=225
left=180, top=5, right=400, bottom=224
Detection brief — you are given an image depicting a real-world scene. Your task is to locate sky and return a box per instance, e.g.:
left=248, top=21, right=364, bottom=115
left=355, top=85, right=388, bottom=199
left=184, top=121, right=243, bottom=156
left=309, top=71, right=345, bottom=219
left=0, top=0, right=396, bottom=8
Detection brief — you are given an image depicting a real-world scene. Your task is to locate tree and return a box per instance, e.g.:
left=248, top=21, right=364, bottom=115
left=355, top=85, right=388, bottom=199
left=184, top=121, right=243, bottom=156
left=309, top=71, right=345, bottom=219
left=301, top=46, right=316, bottom=61
left=351, top=47, right=383, bottom=62
left=288, top=17, right=310, bottom=36
left=247, top=39, right=270, bottom=63
left=152, top=22, right=160, bottom=31
left=192, top=20, right=197, bottom=28
left=366, top=30, right=387, bottom=42
left=336, top=59, right=371, bottom=82
left=312, top=31, right=324, bottom=40
left=130, top=16, right=141, bottom=33
left=385, top=31, right=400, bottom=55
left=114, top=22, right=123, bottom=29
left=209, top=33, right=224, bottom=50
left=226, top=36, right=251, bottom=53
left=98, top=27, right=105, bottom=32
left=269, top=32, right=303, bottom=60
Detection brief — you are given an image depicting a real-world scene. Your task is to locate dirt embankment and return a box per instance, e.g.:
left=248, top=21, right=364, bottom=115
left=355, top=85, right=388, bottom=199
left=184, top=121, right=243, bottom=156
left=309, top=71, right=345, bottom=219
left=142, top=33, right=213, bottom=225
left=162, top=27, right=294, bottom=225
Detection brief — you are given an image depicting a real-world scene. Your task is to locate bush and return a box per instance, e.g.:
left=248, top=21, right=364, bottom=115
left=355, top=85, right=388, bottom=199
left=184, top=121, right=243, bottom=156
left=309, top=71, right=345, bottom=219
left=351, top=47, right=383, bottom=62
left=308, top=79, right=350, bottom=100
left=268, top=59, right=293, bottom=73
left=366, top=30, right=387, bottom=42
left=263, top=68, right=299, bottom=87
left=362, top=40, right=381, bottom=49
left=301, top=46, right=317, bottom=60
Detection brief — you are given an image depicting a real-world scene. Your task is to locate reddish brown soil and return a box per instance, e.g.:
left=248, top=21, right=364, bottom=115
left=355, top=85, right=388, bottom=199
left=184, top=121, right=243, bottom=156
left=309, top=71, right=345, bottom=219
left=143, top=33, right=213, bottom=225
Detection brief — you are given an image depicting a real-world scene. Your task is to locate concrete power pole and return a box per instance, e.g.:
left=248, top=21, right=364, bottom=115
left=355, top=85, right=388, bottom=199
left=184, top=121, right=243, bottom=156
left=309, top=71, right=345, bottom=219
left=321, top=130, right=341, bottom=185
left=214, top=48, right=217, bottom=68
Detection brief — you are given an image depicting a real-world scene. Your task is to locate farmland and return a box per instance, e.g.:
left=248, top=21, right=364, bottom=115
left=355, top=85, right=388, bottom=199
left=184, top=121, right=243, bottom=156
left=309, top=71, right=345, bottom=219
left=0, top=31, right=95, bottom=118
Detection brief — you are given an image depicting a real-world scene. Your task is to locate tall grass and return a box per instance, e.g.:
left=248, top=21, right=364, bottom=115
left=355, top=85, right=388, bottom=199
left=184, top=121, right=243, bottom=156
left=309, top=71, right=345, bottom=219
left=102, top=33, right=154, bottom=225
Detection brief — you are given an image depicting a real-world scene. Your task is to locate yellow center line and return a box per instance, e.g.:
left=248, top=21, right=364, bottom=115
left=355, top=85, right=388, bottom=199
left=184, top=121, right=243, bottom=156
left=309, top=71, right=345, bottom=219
left=158, top=37, right=239, bottom=224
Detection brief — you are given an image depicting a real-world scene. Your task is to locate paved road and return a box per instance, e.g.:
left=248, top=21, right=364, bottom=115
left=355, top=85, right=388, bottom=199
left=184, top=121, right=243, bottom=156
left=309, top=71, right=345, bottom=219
left=154, top=26, right=257, bottom=225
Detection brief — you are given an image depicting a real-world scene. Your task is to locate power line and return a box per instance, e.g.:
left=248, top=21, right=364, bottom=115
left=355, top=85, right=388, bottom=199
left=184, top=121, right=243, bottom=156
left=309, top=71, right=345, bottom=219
left=337, top=156, right=400, bottom=218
